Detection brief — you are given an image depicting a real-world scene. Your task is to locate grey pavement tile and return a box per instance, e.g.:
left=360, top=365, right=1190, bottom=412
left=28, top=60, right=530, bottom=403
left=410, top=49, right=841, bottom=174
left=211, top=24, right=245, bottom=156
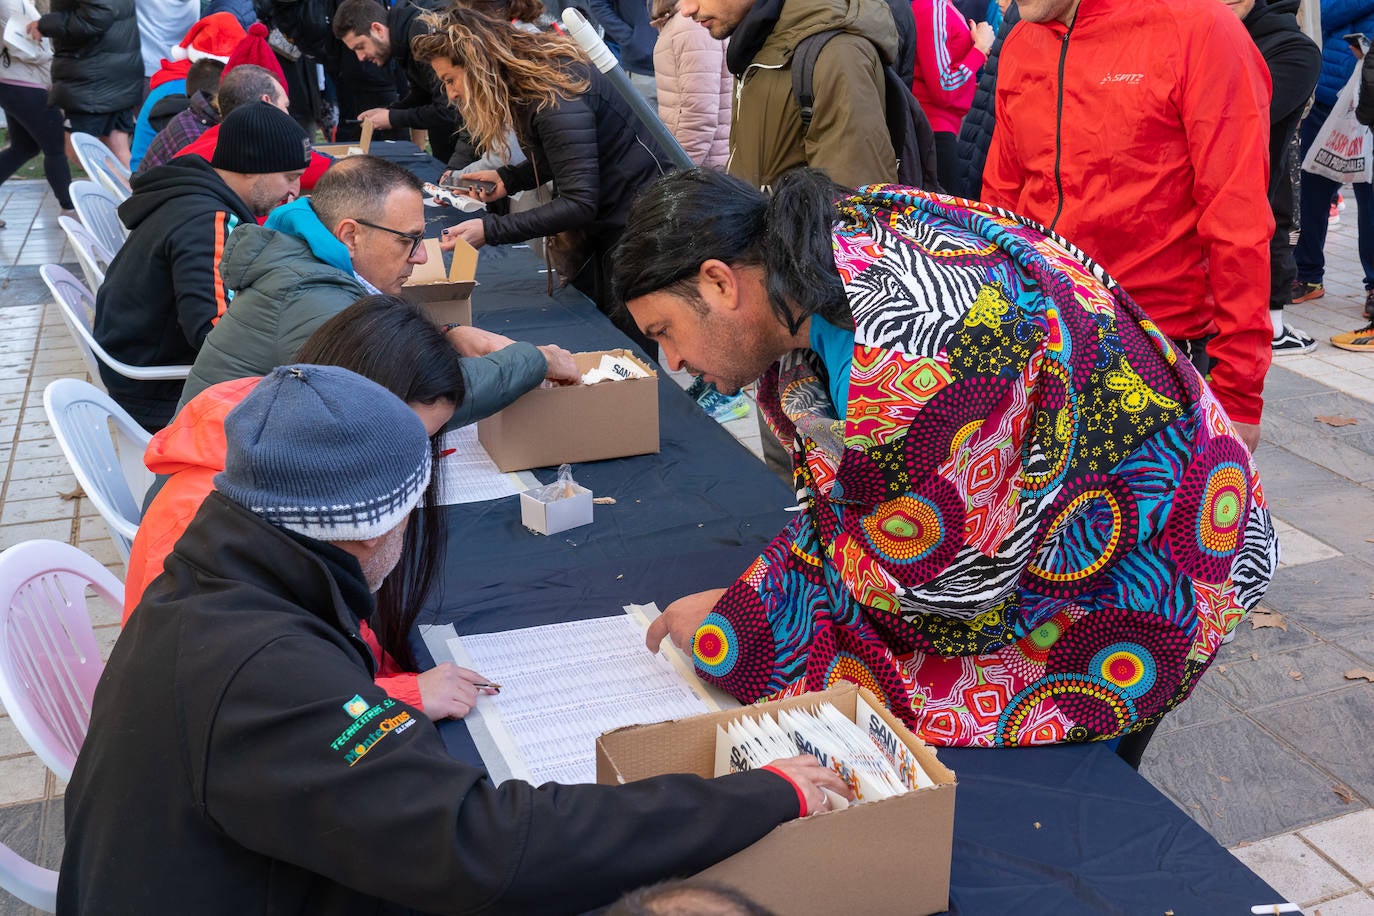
left=1207, top=642, right=1370, bottom=712
left=1140, top=715, right=1355, bottom=846
left=1261, top=412, right=1374, bottom=486
left=1266, top=365, right=1341, bottom=402
left=1300, top=809, right=1374, bottom=885
left=1252, top=686, right=1374, bottom=806
left=1155, top=679, right=1238, bottom=735
left=0, top=802, right=49, bottom=916
left=1308, top=890, right=1374, bottom=915
left=0, top=717, right=32, bottom=759
left=36, top=799, right=63, bottom=871
left=7, top=456, right=72, bottom=481
left=11, top=438, right=62, bottom=463
left=0, top=520, right=75, bottom=549
left=1231, top=833, right=1356, bottom=907
left=1339, top=627, right=1374, bottom=667
left=1261, top=557, right=1374, bottom=640
left=1213, top=605, right=1319, bottom=662
left=2, top=476, right=74, bottom=502
left=0, top=757, right=47, bottom=807
left=0, top=496, right=74, bottom=527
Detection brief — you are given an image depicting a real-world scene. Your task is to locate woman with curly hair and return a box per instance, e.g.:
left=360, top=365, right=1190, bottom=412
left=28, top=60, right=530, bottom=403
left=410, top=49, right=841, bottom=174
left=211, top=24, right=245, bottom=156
left=415, top=6, right=669, bottom=354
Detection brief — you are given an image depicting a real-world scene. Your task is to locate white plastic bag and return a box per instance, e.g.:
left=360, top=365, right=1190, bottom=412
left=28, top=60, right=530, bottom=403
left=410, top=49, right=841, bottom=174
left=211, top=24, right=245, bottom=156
left=1302, top=69, right=1374, bottom=184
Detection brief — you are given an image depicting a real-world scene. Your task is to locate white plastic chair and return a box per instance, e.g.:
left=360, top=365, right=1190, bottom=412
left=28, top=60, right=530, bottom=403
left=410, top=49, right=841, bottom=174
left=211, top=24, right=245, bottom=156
left=0, top=842, right=56, bottom=912
left=58, top=215, right=113, bottom=292
left=70, top=131, right=131, bottom=200
left=40, top=265, right=193, bottom=396
left=43, top=380, right=154, bottom=562
left=68, top=180, right=126, bottom=253
left=0, top=539, right=121, bottom=913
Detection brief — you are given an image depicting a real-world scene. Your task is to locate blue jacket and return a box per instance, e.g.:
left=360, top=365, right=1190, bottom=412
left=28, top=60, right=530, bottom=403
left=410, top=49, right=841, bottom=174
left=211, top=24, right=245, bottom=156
left=131, top=79, right=186, bottom=170
left=1315, top=0, right=1374, bottom=109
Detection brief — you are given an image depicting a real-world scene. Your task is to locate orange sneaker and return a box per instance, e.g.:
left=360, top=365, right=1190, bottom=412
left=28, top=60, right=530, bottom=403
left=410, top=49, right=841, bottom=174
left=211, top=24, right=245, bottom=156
left=1330, top=322, right=1374, bottom=352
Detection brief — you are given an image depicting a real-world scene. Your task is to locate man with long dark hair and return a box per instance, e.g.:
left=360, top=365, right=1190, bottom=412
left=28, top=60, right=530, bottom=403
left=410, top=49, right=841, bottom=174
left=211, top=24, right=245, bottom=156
left=616, top=168, right=1277, bottom=749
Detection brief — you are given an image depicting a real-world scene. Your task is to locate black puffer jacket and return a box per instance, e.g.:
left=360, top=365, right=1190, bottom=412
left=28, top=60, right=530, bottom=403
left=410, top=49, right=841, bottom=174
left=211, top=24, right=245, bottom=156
left=36, top=0, right=143, bottom=115
left=1243, top=0, right=1319, bottom=205
left=951, top=2, right=1018, bottom=201
left=489, top=63, right=670, bottom=253
left=387, top=0, right=457, bottom=132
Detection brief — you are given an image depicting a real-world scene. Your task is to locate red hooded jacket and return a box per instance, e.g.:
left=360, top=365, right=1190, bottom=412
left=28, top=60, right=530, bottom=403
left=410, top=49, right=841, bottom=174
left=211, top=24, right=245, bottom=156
left=125, top=377, right=424, bottom=709
left=983, top=0, right=1273, bottom=425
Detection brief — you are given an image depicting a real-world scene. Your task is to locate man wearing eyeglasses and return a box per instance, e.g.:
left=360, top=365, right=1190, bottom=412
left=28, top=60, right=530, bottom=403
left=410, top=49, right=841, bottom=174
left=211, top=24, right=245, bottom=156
left=179, top=154, right=580, bottom=422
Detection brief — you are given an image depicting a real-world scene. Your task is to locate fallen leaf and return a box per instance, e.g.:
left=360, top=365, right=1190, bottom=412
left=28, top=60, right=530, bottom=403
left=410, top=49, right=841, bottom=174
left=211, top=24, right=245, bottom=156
left=592, top=496, right=617, bottom=505
left=1216, top=664, right=1228, bottom=674
left=1334, top=784, right=1355, bottom=804
left=1315, top=415, right=1359, bottom=427
left=58, top=486, right=83, bottom=501
left=1218, top=775, right=1231, bottom=783
left=1345, top=668, right=1374, bottom=683
left=1365, top=537, right=1374, bottom=543
left=1250, top=609, right=1288, bottom=631
left=1288, top=670, right=1304, bottom=681
left=1250, top=652, right=1259, bottom=661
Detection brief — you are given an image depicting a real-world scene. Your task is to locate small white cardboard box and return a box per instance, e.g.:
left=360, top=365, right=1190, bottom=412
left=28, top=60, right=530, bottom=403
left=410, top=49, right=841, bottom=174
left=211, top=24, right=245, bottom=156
left=519, top=483, right=593, bottom=536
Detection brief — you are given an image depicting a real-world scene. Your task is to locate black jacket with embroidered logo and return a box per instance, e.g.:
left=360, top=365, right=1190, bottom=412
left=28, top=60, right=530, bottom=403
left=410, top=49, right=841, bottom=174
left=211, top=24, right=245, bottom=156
left=93, top=156, right=259, bottom=430
left=58, top=492, right=801, bottom=915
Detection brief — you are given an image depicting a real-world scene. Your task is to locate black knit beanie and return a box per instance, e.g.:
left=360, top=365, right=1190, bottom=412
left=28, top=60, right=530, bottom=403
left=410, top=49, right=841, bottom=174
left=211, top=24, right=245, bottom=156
left=211, top=101, right=312, bottom=174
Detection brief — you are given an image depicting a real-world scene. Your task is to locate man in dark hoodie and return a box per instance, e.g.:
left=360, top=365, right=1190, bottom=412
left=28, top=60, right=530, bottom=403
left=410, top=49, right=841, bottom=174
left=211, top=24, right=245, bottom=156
left=59, top=363, right=850, bottom=915
left=1226, top=0, right=1322, bottom=355
left=333, top=0, right=470, bottom=164
left=93, top=102, right=311, bottom=430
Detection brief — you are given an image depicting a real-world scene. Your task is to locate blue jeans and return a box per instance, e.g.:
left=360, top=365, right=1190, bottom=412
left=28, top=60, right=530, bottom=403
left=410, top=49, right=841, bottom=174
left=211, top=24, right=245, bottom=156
left=1295, top=106, right=1374, bottom=289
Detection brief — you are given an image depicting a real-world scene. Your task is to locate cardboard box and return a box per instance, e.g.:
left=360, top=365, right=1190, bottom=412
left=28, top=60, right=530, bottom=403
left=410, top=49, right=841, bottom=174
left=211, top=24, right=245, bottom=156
left=404, top=237, right=478, bottom=327
left=314, top=121, right=372, bottom=158
left=519, top=482, right=593, bottom=535
left=477, top=350, right=659, bottom=472
left=596, top=684, right=955, bottom=916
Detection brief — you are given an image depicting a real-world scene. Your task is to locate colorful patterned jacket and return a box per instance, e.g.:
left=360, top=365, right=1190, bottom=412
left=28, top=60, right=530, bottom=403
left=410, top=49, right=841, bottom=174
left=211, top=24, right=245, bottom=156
left=690, top=187, right=1278, bottom=746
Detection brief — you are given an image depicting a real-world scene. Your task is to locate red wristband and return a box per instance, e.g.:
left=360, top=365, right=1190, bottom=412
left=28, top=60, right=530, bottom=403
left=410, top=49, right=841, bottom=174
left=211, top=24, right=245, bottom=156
left=761, top=764, right=808, bottom=817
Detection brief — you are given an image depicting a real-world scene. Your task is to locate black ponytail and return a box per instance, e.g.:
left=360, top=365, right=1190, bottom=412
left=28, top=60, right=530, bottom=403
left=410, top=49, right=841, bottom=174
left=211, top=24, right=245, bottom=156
left=612, top=167, right=852, bottom=332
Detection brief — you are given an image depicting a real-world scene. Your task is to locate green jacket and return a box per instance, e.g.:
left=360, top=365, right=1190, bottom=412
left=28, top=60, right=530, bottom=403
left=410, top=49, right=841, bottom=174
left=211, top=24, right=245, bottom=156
left=727, top=0, right=898, bottom=190
left=180, top=224, right=548, bottom=425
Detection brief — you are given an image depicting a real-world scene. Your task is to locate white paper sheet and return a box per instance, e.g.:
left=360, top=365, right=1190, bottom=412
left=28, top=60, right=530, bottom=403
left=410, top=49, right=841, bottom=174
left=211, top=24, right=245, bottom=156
left=434, top=425, right=537, bottom=505
left=448, top=615, right=712, bottom=785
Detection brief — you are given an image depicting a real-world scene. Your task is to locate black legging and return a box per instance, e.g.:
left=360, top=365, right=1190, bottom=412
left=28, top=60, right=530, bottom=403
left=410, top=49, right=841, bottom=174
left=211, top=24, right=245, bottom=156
left=0, top=81, right=73, bottom=210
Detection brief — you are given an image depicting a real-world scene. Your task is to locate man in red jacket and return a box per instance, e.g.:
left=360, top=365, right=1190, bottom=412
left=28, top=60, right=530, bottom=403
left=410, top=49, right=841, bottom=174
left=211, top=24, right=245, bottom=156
left=983, top=0, right=1273, bottom=452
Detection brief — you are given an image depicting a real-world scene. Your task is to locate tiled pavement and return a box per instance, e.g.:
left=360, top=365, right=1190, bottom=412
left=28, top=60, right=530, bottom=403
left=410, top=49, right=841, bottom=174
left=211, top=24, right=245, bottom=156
left=1, top=176, right=1373, bottom=913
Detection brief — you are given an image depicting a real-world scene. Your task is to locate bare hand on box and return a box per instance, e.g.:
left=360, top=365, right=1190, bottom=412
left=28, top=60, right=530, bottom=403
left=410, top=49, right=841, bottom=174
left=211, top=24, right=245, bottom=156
left=537, top=344, right=580, bottom=383
left=442, top=219, right=486, bottom=250
left=767, top=754, right=857, bottom=814
left=357, top=107, right=392, bottom=130
left=645, top=588, right=726, bottom=653
left=415, top=663, right=499, bottom=720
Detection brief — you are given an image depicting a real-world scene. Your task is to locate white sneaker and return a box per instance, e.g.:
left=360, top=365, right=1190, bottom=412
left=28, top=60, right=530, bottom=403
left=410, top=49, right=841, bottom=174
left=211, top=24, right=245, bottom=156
left=1272, top=326, right=1318, bottom=355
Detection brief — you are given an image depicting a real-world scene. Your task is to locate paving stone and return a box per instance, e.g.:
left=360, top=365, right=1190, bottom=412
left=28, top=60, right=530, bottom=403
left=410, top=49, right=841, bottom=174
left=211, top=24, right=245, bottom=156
left=1265, top=365, right=1339, bottom=402
left=1300, top=810, right=1374, bottom=884
left=1213, top=605, right=1319, bottom=662
left=0, top=716, right=31, bottom=759
left=1307, top=890, right=1374, bottom=916
left=3, top=476, right=75, bottom=502
left=0, top=757, right=47, bottom=806
left=1207, top=642, right=1370, bottom=711
left=1231, top=833, right=1356, bottom=907
left=1154, top=679, right=1238, bottom=735
left=1253, top=686, right=1374, bottom=810
left=0, top=800, right=41, bottom=867
left=0, top=496, right=72, bottom=526
left=1339, top=626, right=1374, bottom=667
left=0, top=519, right=74, bottom=549
left=7, top=456, right=73, bottom=481
left=1140, top=716, right=1354, bottom=846
left=1261, top=556, right=1374, bottom=639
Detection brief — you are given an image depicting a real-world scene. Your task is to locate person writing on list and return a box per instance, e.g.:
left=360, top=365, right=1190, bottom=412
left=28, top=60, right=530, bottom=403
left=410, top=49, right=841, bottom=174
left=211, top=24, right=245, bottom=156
left=61, top=363, right=854, bottom=914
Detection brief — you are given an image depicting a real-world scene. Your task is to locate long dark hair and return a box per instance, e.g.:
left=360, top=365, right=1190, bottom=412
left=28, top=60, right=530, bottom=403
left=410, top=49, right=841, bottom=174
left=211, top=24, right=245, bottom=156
left=296, top=296, right=466, bottom=670
left=612, top=167, right=853, bottom=332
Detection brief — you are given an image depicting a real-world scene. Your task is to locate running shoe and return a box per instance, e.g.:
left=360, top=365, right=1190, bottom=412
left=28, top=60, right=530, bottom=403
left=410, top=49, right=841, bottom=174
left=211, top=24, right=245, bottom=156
left=1290, top=281, right=1325, bottom=303
left=1330, top=322, right=1374, bottom=352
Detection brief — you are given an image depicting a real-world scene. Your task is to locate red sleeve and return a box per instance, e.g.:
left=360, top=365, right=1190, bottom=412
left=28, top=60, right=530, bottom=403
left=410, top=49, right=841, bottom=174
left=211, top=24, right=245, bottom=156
left=912, top=0, right=987, bottom=112
left=1182, top=9, right=1274, bottom=425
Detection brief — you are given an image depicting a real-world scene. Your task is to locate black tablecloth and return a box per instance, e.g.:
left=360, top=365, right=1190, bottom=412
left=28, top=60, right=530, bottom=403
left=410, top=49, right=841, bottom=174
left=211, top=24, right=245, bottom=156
left=401, top=153, right=1282, bottom=914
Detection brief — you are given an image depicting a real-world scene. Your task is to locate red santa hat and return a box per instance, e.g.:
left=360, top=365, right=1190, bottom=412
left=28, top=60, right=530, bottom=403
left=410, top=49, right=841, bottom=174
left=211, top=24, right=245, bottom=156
left=171, top=13, right=248, bottom=63
left=223, top=23, right=287, bottom=88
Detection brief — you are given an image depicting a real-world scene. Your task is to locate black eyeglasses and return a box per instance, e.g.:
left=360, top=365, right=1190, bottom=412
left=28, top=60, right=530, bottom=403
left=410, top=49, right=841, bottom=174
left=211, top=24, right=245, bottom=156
left=354, top=218, right=425, bottom=258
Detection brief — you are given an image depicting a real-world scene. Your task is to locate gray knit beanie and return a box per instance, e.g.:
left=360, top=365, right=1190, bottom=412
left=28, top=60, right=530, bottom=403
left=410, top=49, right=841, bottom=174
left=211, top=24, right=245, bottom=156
left=214, top=365, right=432, bottom=542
